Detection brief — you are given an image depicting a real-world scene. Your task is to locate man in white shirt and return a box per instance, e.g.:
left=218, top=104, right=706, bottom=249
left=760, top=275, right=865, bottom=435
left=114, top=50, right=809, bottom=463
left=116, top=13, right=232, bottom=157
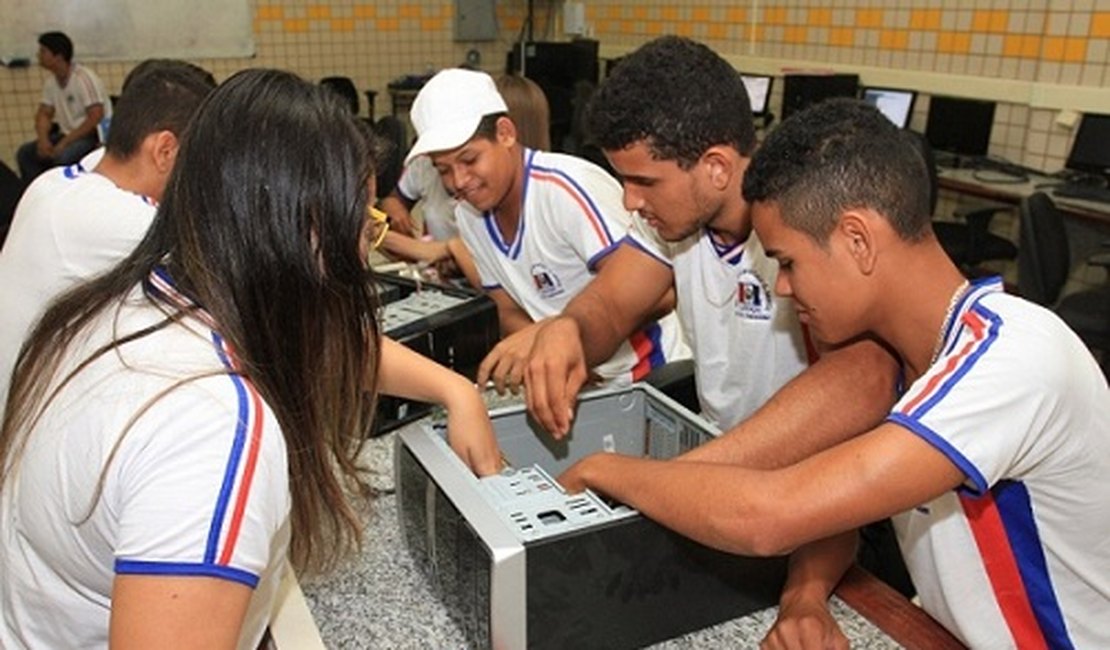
left=404, top=69, right=688, bottom=392
left=15, top=32, right=113, bottom=183
left=0, top=59, right=215, bottom=414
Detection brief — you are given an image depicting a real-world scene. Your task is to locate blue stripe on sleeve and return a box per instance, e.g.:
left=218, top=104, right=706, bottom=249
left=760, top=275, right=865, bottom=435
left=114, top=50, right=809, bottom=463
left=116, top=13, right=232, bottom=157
left=909, top=305, right=1003, bottom=421
left=204, top=331, right=249, bottom=565
left=530, top=162, right=618, bottom=244
left=115, top=559, right=260, bottom=589
left=886, top=413, right=989, bottom=493
left=621, top=235, right=672, bottom=268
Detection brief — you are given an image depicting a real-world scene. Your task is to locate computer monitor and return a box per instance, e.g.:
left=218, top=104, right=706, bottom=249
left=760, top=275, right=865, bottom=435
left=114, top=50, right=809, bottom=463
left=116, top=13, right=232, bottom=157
left=507, top=39, right=600, bottom=152
left=861, top=86, right=917, bottom=129
left=1065, top=112, right=1110, bottom=178
left=925, top=95, right=995, bottom=157
left=781, top=73, right=859, bottom=120
left=740, top=74, right=773, bottom=116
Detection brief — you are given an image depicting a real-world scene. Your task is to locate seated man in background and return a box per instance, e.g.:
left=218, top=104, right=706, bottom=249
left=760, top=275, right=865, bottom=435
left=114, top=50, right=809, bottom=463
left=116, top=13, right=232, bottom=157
left=0, top=59, right=216, bottom=414
left=405, top=68, right=688, bottom=392
left=15, top=32, right=113, bottom=184
left=560, top=97, right=1110, bottom=650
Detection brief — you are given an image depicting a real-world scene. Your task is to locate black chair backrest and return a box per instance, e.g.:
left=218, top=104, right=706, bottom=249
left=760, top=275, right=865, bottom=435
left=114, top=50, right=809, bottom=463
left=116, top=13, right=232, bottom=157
left=906, top=129, right=939, bottom=216
left=0, top=160, right=23, bottom=248
left=1017, top=191, right=1071, bottom=306
left=320, top=76, right=360, bottom=116
left=372, top=115, right=408, bottom=199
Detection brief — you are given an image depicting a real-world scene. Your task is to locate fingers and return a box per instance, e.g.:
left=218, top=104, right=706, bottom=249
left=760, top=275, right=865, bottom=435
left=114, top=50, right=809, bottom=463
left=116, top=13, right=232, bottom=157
left=478, top=343, right=528, bottom=395
left=476, top=349, right=498, bottom=390
left=526, top=356, right=586, bottom=439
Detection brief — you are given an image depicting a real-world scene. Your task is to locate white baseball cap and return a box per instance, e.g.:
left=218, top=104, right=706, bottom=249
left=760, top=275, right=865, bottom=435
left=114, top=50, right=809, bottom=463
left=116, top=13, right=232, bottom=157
left=404, top=68, right=509, bottom=165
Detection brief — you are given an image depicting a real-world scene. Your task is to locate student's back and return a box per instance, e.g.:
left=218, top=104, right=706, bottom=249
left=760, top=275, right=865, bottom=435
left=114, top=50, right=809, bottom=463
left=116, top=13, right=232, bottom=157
left=0, top=60, right=214, bottom=416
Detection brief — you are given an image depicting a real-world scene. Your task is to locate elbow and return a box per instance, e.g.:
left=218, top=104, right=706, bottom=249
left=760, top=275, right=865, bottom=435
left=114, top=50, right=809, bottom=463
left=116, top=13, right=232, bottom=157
left=840, top=338, right=900, bottom=410
left=705, top=512, right=804, bottom=557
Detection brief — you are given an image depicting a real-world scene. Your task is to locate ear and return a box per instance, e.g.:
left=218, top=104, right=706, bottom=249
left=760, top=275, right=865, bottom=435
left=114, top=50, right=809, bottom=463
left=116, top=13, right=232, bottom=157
left=495, top=116, right=518, bottom=148
left=149, top=130, right=179, bottom=175
left=837, top=209, right=877, bottom=274
left=701, top=145, right=736, bottom=191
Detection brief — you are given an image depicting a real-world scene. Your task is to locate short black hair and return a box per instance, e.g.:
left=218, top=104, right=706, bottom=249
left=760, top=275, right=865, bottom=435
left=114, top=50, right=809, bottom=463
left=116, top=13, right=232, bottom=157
left=585, top=36, right=756, bottom=169
left=742, top=98, right=932, bottom=243
left=38, top=32, right=73, bottom=62
left=107, top=60, right=217, bottom=158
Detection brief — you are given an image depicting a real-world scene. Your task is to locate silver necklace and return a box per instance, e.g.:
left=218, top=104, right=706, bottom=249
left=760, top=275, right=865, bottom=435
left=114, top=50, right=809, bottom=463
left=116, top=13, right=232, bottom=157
left=930, top=279, right=970, bottom=365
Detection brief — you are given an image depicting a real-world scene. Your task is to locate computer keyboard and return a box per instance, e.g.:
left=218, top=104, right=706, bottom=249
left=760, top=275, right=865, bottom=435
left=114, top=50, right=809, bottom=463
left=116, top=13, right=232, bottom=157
left=969, top=157, right=1040, bottom=179
left=1052, top=183, right=1110, bottom=205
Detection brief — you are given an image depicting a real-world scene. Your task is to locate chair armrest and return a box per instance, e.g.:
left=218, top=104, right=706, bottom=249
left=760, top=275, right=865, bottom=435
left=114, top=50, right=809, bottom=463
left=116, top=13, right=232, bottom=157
left=953, top=202, right=1013, bottom=228
left=1088, top=252, right=1110, bottom=269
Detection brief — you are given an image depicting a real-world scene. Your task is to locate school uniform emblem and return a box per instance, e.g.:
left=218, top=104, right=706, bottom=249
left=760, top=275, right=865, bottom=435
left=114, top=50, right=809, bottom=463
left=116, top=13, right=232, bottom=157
left=531, top=263, right=565, bottom=299
left=736, top=269, right=772, bottom=320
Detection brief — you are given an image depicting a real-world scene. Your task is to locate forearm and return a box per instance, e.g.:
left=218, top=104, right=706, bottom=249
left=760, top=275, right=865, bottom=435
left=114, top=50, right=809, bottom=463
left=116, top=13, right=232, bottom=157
left=561, top=288, right=629, bottom=367
left=34, top=108, right=53, bottom=140
left=380, top=232, right=450, bottom=264
left=377, top=337, right=475, bottom=406
left=490, top=290, right=535, bottom=337
left=567, top=454, right=803, bottom=556
left=779, top=530, right=858, bottom=609
left=378, top=194, right=417, bottom=236
left=445, top=238, right=481, bottom=289
left=680, top=337, right=899, bottom=469
left=60, top=107, right=104, bottom=146
left=377, top=336, right=501, bottom=476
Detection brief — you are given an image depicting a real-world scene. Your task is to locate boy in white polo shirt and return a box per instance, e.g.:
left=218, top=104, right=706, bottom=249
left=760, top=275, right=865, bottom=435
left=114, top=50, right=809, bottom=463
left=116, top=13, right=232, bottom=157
left=560, top=98, right=1110, bottom=649
left=405, top=68, right=688, bottom=392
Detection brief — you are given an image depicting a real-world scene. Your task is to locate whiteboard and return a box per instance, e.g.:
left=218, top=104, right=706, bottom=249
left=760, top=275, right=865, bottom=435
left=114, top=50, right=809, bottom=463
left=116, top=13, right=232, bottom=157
left=0, top=0, right=253, bottom=61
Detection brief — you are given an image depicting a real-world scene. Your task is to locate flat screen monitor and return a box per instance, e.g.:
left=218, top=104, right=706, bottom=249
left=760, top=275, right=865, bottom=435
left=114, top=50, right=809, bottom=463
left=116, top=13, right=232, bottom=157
left=1065, top=112, right=1110, bottom=177
left=925, top=95, right=995, bottom=157
left=781, top=73, right=859, bottom=120
left=740, top=74, right=773, bottom=116
left=862, top=86, right=917, bottom=129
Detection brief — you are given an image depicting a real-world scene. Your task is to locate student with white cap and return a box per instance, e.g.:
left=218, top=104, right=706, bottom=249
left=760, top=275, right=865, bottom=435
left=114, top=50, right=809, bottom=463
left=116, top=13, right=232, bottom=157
left=406, top=68, right=688, bottom=393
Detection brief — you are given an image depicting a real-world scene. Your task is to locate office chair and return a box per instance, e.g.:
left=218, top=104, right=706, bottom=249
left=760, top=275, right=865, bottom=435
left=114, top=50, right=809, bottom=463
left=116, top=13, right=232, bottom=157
left=933, top=202, right=1018, bottom=273
left=372, top=115, right=408, bottom=200
left=0, top=161, right=22, bottom=248
left=905, top=130, right=938, bottom=215
left=320, top=76, right=360, bottom=116
left=1017, top=192, right=1110, bottom=369
left=906, top=131, right=1018, bottom=273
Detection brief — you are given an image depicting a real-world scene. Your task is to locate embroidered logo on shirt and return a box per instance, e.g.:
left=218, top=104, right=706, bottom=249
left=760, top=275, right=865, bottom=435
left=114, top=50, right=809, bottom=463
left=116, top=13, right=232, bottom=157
left=736, top=269, right=772, bottom=320
left=531, top=263, right=565, bottom=299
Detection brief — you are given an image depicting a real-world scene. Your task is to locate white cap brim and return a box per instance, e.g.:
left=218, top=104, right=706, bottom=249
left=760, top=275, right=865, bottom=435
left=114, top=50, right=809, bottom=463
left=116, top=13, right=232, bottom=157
left=403, top=114, right=483, bottom=165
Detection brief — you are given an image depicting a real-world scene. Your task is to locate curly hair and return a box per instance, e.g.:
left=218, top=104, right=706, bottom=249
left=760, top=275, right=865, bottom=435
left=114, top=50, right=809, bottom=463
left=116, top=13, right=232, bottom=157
left=742, top=98, right=932, bottom=244
left=585, top=36, right=756, bottom=169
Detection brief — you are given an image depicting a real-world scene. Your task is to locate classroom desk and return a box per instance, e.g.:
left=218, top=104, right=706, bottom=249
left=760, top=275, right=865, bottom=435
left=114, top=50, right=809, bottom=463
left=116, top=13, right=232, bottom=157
left=292, top=432, right=965, bottom=650
left=937, top=167, right=1110, bottom=276
left=937, top=167, right=1110, bottom=227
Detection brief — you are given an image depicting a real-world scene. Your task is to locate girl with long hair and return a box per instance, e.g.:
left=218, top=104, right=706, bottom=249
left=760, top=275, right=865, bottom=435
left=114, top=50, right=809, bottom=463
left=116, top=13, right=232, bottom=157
left=0, top=68, right=500, bottom=649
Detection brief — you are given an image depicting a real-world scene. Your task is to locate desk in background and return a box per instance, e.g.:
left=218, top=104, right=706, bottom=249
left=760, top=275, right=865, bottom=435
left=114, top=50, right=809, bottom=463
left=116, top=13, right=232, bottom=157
left=289, top=432, right=963, bottom=650
left=937, top=167, right=1110, bottom=289
left=937, top=167, right=1110, bottom=227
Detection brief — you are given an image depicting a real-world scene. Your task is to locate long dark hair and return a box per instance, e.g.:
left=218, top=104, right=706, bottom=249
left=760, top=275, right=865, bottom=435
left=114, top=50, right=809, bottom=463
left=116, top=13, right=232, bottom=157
left=1, top=69, right=381, bottom=574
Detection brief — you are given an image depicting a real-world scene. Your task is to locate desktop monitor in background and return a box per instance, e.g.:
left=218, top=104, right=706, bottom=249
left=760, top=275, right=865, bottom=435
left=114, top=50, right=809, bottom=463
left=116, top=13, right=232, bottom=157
left=781, top=73, right=859, bottom=120
left=1065, top=112, right=1110, bottom=180
left=862, top=87, right=917, bottom=129
left=507, top=39, right=600, bottom=152
left=925, top=95, right=996, bottom=158
left=740, top=74, right=773, bottom=117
